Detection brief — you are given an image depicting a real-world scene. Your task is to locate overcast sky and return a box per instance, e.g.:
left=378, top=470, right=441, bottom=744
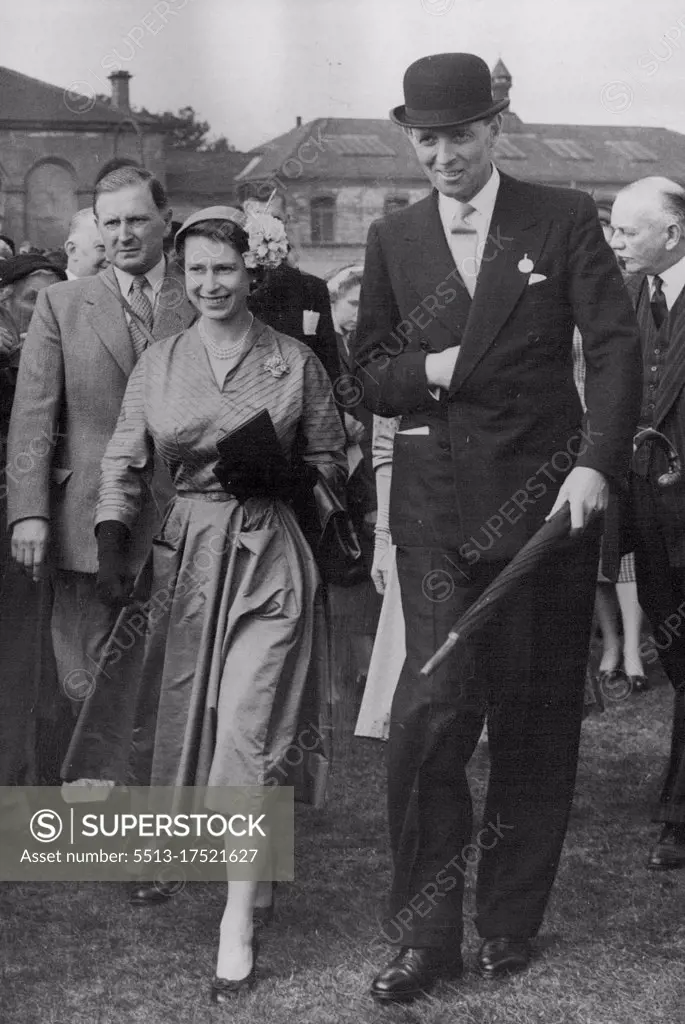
left=2, top=0, right=684, bottom=151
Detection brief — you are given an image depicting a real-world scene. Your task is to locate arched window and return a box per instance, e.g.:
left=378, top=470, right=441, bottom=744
left=25, top=159, right=77, bottom=249
left=310, top=196, right=335, bottom=244
left=384, top=194, right=409, bottom=216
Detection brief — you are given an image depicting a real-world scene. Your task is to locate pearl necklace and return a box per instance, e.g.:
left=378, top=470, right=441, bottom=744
left=198, top=314, right=254, bottom=360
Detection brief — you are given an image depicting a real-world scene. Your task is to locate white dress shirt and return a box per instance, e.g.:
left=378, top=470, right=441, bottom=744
left=113, top=255, right=166, bottom=322
left=438, top=164, right=501, bottom=281
left=649, top=254, right=685, bottom=310
left=426, top=166, right=501, bottom=399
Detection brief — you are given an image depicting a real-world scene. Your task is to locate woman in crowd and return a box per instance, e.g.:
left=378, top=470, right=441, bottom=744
left=354, top=413, right=402, bottom=740
left=325, top=264, right=381, bottom=716
left=81, top=206, right=346, bottom=999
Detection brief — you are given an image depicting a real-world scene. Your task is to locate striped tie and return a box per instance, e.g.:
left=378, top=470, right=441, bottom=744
left=128, top=275, right=154, bottom=359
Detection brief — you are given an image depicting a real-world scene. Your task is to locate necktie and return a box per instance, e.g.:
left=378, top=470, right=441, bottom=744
left=651, top=275, right=668, bottom=331
left=449, top=203, right=479, bottom=297
left=128, top=275, right=154, bottom=359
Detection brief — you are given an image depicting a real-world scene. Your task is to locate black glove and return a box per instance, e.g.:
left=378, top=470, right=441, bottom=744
left=95, top=521, right=133, bottom=608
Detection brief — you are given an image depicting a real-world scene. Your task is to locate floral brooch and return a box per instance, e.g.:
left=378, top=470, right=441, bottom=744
left=264, top=353, right=289, bottom=378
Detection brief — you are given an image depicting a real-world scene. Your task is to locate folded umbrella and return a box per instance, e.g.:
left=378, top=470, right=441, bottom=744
left=421, top=503, right=575, bottom=677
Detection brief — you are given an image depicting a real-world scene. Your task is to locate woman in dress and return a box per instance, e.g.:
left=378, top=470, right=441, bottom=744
left=91, top=206, right=346, bottom=999
left=325, top=264, right=381, bottom=720
left=354, top=413, right=403, bottom=740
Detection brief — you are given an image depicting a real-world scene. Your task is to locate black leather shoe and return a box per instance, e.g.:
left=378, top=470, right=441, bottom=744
left=478, top=937, right=530, bottom=978
left=647, top=824, right=685, bottom=870
left=210, top=937, right=259, bottom=1002
left=129, top=882, right=181, bottom=906
left=370, top=947, right=463, bottom=1004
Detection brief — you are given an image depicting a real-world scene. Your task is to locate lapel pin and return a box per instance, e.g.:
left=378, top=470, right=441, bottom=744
left=517, top=254, right=534, bottom=274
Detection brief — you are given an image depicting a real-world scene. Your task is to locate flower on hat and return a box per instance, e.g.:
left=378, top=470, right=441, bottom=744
left=242, top=200, right=289, bottom=270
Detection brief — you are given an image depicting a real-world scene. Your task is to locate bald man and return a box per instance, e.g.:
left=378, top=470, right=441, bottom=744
left=64, top=209, right=108, bottom=280
left=611, top=176, right=685, bottom=869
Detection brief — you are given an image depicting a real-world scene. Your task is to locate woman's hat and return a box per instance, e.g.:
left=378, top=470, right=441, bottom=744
left=174, top=206, right=247, bottom=246
left=0, top=253, right=67, bottom=287
left=390, top=53, right=509, bottom=129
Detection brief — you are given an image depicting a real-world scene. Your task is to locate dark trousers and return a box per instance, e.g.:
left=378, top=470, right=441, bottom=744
left=51, top=570, right=118, bottom=713
left=386, top=531, right=599, bottom=949
left=631, top=473, right=685, bottom=824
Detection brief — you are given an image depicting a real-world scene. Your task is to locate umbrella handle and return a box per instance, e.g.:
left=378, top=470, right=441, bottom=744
left=633, top=428, right=682, bottom=488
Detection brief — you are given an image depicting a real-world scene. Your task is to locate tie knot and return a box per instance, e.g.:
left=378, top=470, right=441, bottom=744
left=131, top=274, right=147, bottom=293
left=653, top=274, right=664, bottom=295
left=450, top=203, right=476, bottom=234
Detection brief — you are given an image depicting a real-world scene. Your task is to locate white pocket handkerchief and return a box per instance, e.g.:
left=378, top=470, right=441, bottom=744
left=397, top=426, right=430, bottom=436
left=527, top=273, right=547, bottom=285
left=302, top=309, right=320, bottom=335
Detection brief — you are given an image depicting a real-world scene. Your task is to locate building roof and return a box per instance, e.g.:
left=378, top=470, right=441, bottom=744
left=493, top=123, right=685, bottom=185
left=238, top=106, right=685, bottom=190
left=164, top=150, right=253, bottom=198
left=237, top=118, right=422, bottom=184
left=0, top=65, right=157, bottom=129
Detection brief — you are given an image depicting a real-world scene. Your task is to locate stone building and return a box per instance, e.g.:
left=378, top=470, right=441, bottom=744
left=237, top=59, right=685, bottom=277
left=0, top=65, right=249, bottom=249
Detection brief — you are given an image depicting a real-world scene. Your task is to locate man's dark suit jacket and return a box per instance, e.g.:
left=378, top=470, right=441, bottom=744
left=633, top=274, right=685, bottom=565
left=248, top=264, right=341, bottom=387
left=352, top=172, right=642, bottom=561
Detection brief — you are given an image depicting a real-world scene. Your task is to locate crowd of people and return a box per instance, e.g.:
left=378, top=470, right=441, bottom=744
left=1, top=49, right=684, bottom=1006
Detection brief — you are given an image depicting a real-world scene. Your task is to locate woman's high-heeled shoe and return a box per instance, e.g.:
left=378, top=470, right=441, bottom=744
left=210, top=936, right=259, bottom=1003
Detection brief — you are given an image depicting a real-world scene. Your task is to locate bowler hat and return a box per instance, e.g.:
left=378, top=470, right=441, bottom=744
left=391, top=53, right=508, bottom=129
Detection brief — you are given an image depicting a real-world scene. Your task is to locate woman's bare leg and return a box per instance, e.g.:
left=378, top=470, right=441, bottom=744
left=595, top=583, right=621, bottom=673
left=216, top=879, right=258, bottom=980
left=616, top=580, right=645, bottom=677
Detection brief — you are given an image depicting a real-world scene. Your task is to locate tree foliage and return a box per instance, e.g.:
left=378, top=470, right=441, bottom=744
left=95, top=97, right=234, bottom=152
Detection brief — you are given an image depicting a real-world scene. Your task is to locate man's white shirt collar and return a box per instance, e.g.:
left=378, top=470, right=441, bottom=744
left=113, top=255, right=166, bottom=301
left=649, top=254, right=685, bottom=310
left=438, top=164, right=501, bottom=237
left=65, top=268, right=78, bottom=281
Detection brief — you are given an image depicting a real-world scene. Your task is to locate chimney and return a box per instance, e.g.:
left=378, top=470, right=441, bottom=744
left=109, top=71, right=132, bottom=111
left=296, top=116, right=302, bottom=127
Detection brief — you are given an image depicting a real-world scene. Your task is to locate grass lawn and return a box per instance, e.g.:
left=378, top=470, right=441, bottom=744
left=1, top=661, right=684, bottom=1024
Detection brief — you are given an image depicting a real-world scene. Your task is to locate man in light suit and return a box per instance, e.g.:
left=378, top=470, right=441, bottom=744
left=352, top=53, right=642, bottom=1002
left=7, top=166, right=196, bottom=714
left=611, top=177, right=685, bottom=871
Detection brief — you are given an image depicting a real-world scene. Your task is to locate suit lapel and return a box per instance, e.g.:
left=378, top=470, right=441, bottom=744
left=398, top=192, right=472, bottom=339
left=154, top=261, right=197, bottom=339
left=449, top=174, right=549, bottom=395
left=634, top=275, right=656, bottom=348
left=655, top=287, right=685, bottom=426
left=85, top=267, right=135, bottom=377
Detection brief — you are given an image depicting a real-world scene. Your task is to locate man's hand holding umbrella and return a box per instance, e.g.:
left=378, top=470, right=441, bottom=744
left=546, top=466, right=609, bottom=538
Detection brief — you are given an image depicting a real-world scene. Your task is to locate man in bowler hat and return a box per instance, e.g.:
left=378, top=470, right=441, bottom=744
left=352, top=53, right=642, bottom=1002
